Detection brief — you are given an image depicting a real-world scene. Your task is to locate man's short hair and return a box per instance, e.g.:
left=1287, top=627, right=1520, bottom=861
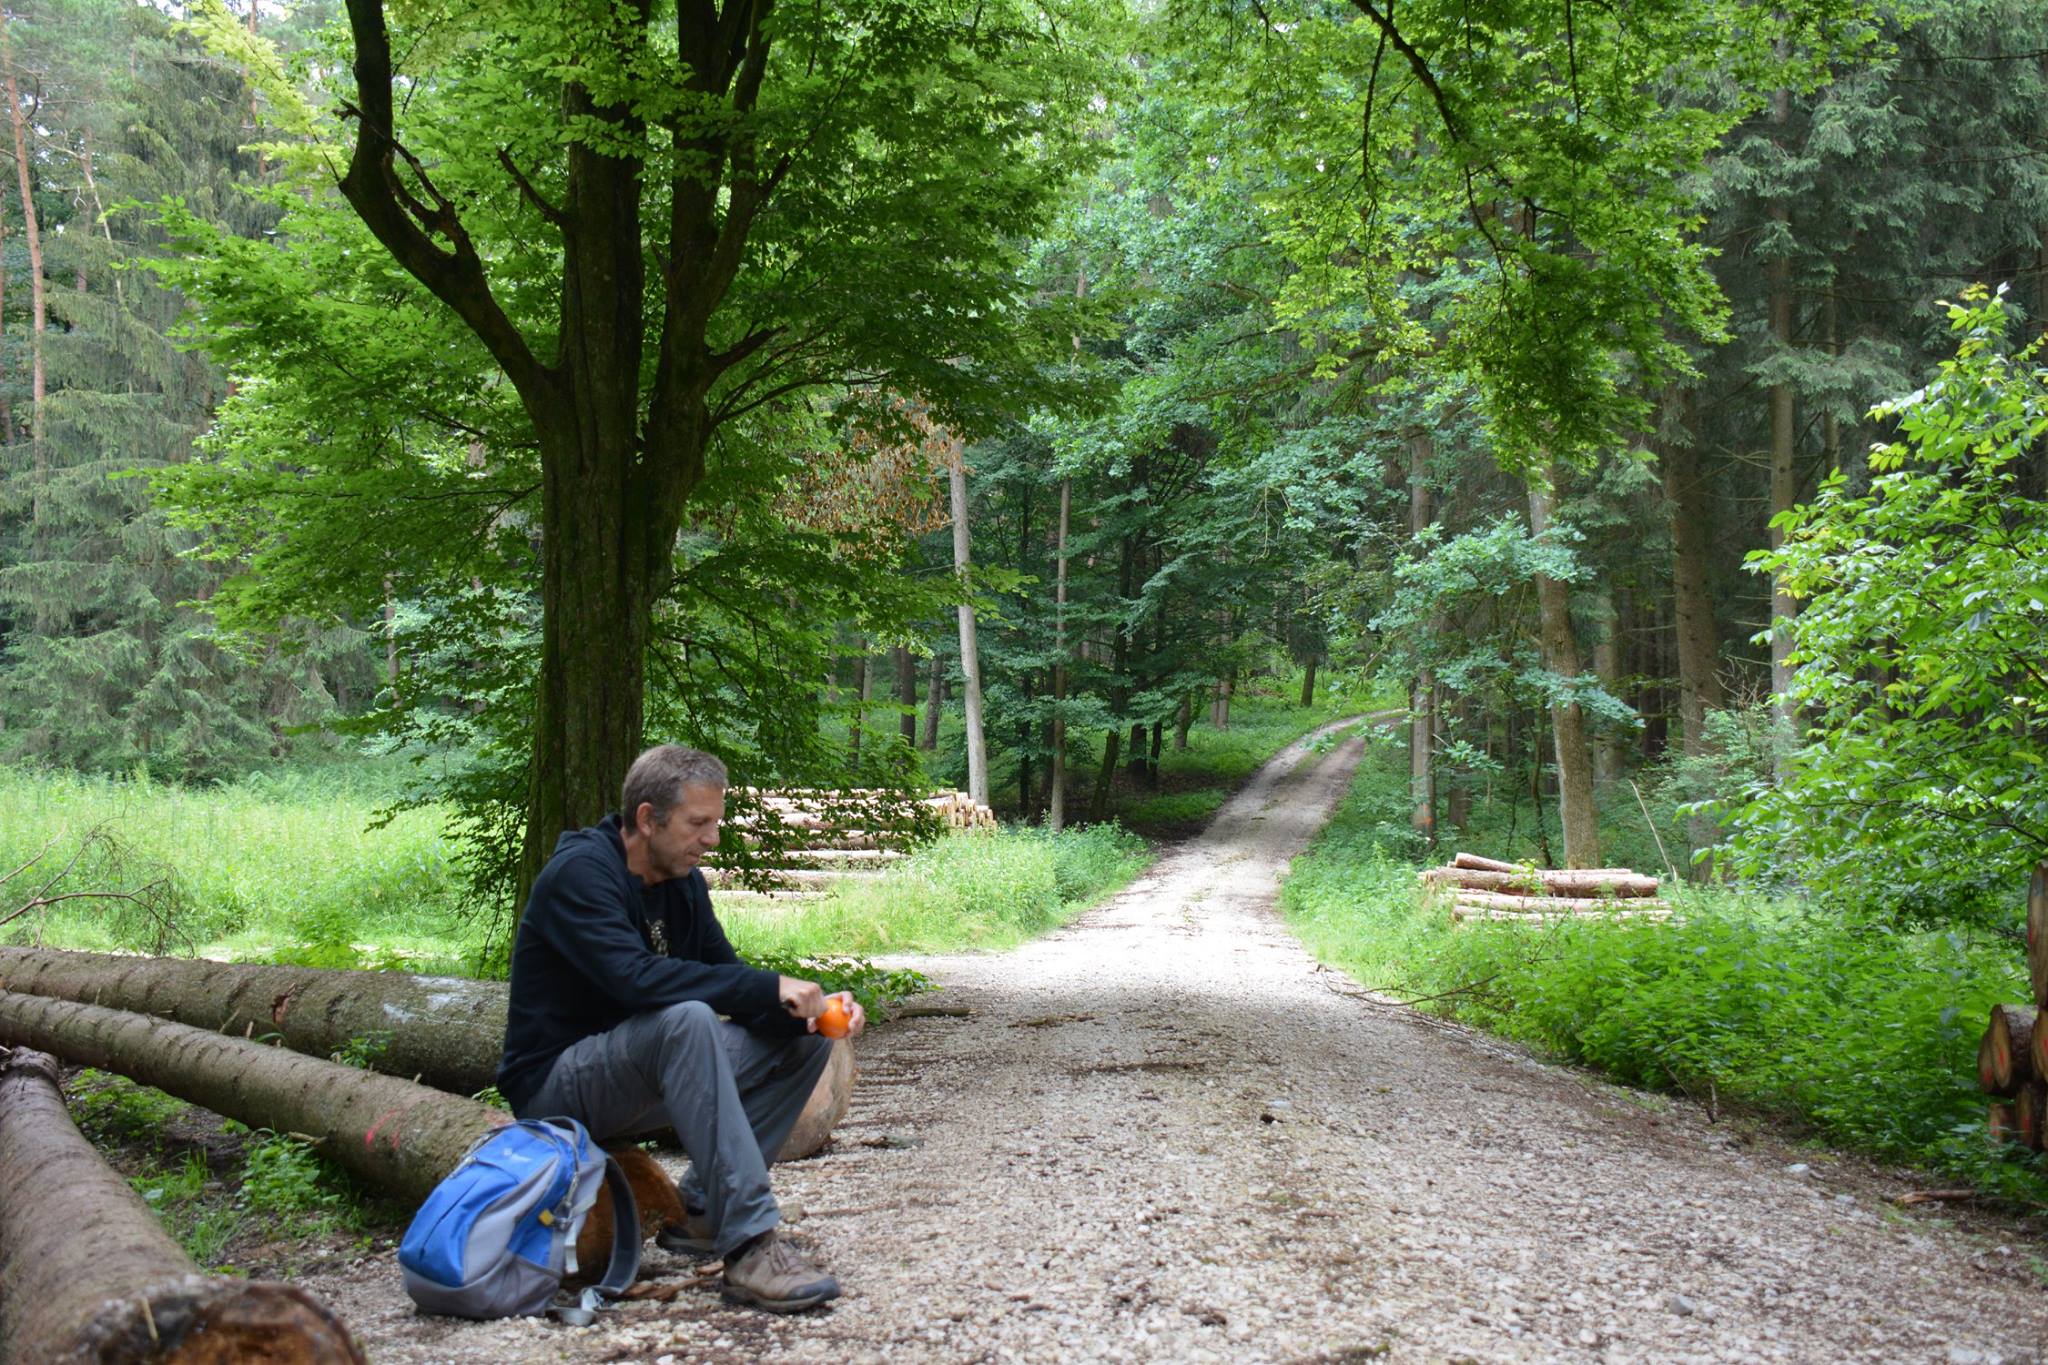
left=621, top=745, right=727, bottom=825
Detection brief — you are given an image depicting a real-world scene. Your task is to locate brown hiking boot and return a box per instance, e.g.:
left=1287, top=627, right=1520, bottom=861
left=722, top=1228, right=841, bottom=1313
left=655, top=1206, right=716, bottom=1255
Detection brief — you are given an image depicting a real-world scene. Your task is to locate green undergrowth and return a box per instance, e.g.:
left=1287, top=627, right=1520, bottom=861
left=1281, top=734, right=2048, bottom=1205
left=69, top=1070, right=379, bottom=1271
left=722, top=822, right=1149, bottom=958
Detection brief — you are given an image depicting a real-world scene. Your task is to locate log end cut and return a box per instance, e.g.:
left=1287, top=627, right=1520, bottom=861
left=1985, top=1005, right=2037, bottom=1095
left=777, top=1039, right=855, bottom=1162
left=2018, top=1081, right=2048, bottom=1152
left=0, top=1049, right=362, bottom=1364
left=68, top=1276, right=365, bottom=1364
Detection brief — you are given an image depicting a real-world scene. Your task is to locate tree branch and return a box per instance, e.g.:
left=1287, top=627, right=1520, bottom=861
left=337, top=0, right=552, bottom=399
left=496, top=148, right=567, bottom=227
left=1344, top=0, right=1462, bottom=144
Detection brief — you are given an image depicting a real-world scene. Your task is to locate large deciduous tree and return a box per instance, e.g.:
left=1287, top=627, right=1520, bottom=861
left=185, top=0, right=1101, bottom=904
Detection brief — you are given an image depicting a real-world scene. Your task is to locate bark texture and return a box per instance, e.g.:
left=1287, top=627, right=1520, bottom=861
left=0, top=1047, right=364, bottom=1363
left=1590, top=589, right=1624, bottom=787
left=895, top=646, right=918, bottom=745
left=1049, top=479, right=1072, bottom=833
left=0, top=948, right=504, bottom=1096
left=3, top=20, right=48, bottom=574
left=0, top=992, right=506, bottom=1203
left=1409, top=434, right=1437, bottom=843
left=1662, top=394, right=1723, bottom=751
left=1766, top=83, right=1799, bottom=752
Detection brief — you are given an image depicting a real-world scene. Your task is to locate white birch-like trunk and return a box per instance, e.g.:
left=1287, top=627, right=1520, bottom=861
left=948, top=446, right=988, bottom=807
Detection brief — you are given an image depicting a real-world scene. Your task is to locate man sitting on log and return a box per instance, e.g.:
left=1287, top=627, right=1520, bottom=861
left=497, top=743, right=864, bottom=1314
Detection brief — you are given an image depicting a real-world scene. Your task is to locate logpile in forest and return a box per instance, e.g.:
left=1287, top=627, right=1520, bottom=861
left=1420, top=851, right=1671, bottom=925
left=708, top=788, right=995, bottom=899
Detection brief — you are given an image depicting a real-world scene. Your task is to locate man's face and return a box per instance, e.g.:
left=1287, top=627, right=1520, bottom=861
left=637, top=784, right=723, bottom=883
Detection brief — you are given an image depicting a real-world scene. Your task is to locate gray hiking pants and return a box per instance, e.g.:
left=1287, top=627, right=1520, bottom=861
left=520, top=1002, right=833, bottom=1257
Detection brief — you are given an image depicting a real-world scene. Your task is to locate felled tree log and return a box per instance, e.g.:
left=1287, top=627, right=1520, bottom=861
left=2018, top=1080, right=2048, bottom=1152
left=704, top=867, right=886, bottom=890
left=1451, top=904, right=1672, bottom=926
left=2028, top=1002, right=2048, bottom=1094
left=575, top=1145, right=685, bottom=1274
left=0, top=946, right=503, bottom=1096
left=1979, top=1004, right=2035, bottom=1097
left=0, top=992, right=505, bottom=1203
left=0, top=1047, right=365, bottom=1363
left=1448, top=889, right=1673, bottom=914
left=778, top=1039, right=854, bottom=1161
left=0, top=952, right=855, bottom=1163
left=1989, top=1102, right=2023, bottom=1147
left=1422, top=867, right=1662, bottom=898
left=2030, top=863, right=2048, bottom=1010
left=1452, top=852, right=1529, bottom=874
left=1982, top=1027, right=2011, bottom=1097
left=1449, top=853, right=1647, bottom=879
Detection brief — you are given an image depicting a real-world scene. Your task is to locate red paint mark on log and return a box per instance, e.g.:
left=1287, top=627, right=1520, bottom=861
left=364, top=1106, right=408, bottom=1150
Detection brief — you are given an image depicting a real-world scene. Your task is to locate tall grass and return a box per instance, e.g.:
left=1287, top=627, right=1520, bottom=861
left=1279, top=736, right=2048, bottom=1202
left=0, top=766, right=477, bottom=968
left=722, top=823, right=1148, bottom=958
left=0, top=764, right=1150, bottom=970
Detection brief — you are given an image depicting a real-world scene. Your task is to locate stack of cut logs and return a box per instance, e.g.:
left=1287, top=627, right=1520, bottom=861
left=1979, top=862, right=2048, bottom=1149
left=706, top=788, right=997, bottom=898
left=1420, top=852, right=1671, bottom=925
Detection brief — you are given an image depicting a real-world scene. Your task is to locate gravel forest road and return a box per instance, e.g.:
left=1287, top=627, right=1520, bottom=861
left=307, top=717, right=2048, bottom=1364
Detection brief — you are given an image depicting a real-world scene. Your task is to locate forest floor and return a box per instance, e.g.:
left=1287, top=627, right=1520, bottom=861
left=286, top=717, right=2048, bottom=1364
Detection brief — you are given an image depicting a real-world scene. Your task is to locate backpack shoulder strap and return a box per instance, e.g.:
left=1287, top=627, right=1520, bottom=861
left=548, top=1150, right=641, bottom=1327
left=591, top=1150, right=642, bottom=1299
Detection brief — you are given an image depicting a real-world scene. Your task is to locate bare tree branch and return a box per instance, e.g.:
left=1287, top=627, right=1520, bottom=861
left=0, top=837, right=57, bottom=891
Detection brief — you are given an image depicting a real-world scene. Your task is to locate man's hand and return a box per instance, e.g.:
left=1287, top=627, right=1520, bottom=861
left=778, top=975, right=825, bottom=1022
left=838, top=993, right=867, bottom=1039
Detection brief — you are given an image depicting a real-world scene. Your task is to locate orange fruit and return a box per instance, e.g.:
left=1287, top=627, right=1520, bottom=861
left=817, top=994, right=852, bottom=1039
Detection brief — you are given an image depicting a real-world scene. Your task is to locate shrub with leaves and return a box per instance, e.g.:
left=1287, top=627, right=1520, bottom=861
left=1735, top=285, right=2048, bottom=925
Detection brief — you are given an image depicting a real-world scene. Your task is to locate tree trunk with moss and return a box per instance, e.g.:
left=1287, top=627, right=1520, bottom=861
left=0, top=1047, right=365, bottom=1362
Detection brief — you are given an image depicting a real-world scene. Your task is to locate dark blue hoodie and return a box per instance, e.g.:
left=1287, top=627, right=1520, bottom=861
left=496, top=813, right=790, bottom=1112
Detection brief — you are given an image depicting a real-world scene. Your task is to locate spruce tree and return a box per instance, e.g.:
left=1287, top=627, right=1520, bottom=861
left=0, top=0, right=371, bottom=780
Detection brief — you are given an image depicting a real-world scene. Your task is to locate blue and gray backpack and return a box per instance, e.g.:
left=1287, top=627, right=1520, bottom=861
left=398, top=1116, right=640, bottom=1324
